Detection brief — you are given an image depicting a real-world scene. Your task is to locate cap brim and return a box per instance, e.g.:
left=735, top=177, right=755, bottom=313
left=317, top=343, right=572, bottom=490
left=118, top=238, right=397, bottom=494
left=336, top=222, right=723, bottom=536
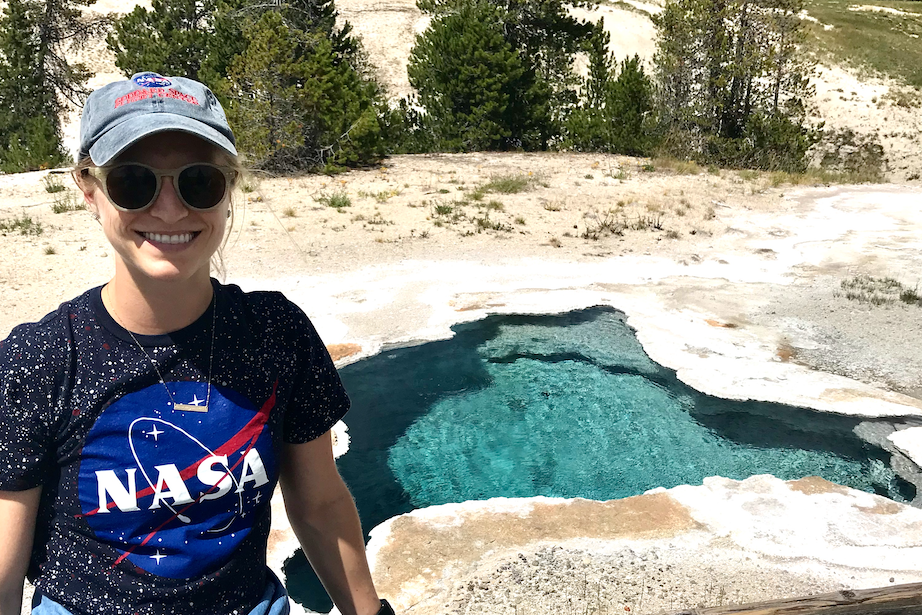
left=88, top=113, right=238, bottom=166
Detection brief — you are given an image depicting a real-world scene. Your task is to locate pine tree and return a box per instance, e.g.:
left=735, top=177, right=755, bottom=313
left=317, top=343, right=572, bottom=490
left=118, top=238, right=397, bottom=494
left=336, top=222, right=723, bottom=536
left=565, top=21, right=654, bottom=156
left=219, top=10, right=386, bottom=170
left=407, top=0, right=551, bottom=151
left=108, top=0, right=390, bottom=170
left=108, top=0, right=216, bottom=80
left=652, top=0, right=817, bottom=169
left=416, top=0, right=595, bottom=140
left=0, top=0, right=101, bottom=170
left=606, top=55, right=654, bottom=156
left=564, top=20, right=612, bottom=152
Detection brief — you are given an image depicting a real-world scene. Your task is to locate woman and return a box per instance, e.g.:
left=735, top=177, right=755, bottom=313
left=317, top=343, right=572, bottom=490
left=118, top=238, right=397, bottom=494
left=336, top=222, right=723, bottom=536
left=0, top=72, right=392, bottom=615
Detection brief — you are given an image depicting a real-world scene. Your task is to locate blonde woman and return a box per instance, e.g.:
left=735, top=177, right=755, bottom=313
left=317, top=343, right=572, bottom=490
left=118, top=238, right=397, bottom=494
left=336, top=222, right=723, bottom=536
left=0, top=72, right=392, bottom=615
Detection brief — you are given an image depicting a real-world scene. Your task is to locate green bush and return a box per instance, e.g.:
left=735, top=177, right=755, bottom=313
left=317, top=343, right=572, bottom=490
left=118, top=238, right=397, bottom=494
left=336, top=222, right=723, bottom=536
left=318, top=191, right=351, bottom=209
left=482, top=174, right=533, bottom=194
left=0, top=116, right=68, bottom=173
left=704, top=112, right=821, bottom=173
left=818, top=128, right=887, bottom=183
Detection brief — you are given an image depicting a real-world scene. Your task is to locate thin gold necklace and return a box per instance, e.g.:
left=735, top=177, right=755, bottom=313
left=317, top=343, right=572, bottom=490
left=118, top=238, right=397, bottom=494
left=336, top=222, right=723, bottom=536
left=106, top=284, right=216, bottom=413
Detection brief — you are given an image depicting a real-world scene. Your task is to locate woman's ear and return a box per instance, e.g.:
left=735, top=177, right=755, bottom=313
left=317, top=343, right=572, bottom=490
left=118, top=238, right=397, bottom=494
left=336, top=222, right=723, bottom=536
left=72, top=169, right=98, bottom=209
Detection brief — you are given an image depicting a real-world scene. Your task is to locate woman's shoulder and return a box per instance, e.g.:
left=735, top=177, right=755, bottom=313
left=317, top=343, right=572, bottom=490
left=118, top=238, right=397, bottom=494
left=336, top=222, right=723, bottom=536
left=215, top=281, right=302, bottom=314
left=1, top=289, right=95, bottom=368
left=214, top=282, right=315, bottom=334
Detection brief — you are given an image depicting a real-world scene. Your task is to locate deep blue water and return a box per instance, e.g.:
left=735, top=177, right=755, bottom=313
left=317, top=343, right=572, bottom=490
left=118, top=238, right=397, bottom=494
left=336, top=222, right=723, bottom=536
left=287, top=306, right=914, bottom=611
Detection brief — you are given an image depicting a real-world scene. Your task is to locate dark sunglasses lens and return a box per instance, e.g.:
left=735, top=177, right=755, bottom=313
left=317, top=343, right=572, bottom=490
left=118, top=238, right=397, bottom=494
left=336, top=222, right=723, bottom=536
left=178, top=165, right=226, bottom=210
left=107, top=165, right=157, bottom=210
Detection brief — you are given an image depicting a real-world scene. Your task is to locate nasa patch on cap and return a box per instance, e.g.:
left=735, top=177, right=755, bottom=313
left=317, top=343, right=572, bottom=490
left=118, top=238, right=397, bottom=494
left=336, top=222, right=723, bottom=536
left=132, top=73, right=173, bottom=88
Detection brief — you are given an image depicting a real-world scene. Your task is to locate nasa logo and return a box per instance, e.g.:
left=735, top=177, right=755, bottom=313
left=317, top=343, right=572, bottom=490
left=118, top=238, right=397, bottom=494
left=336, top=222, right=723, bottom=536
left=77, top=381, right=278, bottom=579
left=132, top=73, right=172, bottom=88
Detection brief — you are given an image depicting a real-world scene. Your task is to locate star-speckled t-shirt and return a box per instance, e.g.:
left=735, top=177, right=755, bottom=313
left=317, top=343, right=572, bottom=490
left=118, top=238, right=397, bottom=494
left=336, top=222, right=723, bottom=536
left=0, top=281, right=350, bottom=615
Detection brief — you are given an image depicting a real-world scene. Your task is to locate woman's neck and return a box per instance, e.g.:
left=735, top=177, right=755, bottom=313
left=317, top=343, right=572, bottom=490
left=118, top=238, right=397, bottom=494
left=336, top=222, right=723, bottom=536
left=103, top=270, right=214, bottom=335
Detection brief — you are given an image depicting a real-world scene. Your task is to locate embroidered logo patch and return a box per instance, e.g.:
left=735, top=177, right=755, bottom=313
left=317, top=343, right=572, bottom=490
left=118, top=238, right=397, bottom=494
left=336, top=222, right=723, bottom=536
left=77, top=382, right=278, bottom=579
left=133, top=73, right=172, bottom=88
left=114, top=88, right=200, bottom=109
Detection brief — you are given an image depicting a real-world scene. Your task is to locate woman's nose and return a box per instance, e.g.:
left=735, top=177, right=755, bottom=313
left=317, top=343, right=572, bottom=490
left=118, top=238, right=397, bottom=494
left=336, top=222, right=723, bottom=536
left=148, top=176, right=188, bottom=222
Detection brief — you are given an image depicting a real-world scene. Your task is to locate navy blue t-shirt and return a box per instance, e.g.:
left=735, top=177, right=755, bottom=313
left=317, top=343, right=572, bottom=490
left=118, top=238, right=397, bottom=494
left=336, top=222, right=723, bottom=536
left=0, top=282, right=350, bottom=615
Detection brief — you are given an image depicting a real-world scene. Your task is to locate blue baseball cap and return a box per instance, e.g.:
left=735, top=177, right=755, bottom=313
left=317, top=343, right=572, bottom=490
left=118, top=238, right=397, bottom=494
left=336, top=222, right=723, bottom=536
left=78, top=72, right=238, bottom=166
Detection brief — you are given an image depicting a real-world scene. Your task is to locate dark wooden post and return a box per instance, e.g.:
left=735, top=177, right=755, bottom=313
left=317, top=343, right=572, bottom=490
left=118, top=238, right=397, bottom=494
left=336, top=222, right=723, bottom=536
left=666, top=582, right=922, bottom=614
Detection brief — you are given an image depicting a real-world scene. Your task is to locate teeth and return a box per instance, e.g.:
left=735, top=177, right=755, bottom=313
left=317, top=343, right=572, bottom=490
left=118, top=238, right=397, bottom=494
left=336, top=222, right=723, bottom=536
left=142, top=232, right=195, bottom=245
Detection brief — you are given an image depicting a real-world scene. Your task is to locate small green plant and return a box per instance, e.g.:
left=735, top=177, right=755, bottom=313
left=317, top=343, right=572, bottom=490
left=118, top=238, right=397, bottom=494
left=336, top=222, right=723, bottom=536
left=0, top=214, right=43, bottom=236
left=318, top=191, right=351, bottom=209
left=438, top=188, right=449, bottom=194
left=43, top=245, right=57, bottom=255
left=239, top=176, right=258, bottom=194
left=653, top=156, right=702, bottom=175
left=737, top=169, right=760, bottom=181
left=282, top=206, right=297, bottom=218
left=433, top=204, right=453, bottom=216
left=482, top=174, right=533, bottom=194
left=665, top=229, right=681, bottom=239
left=42, top=174, right=66, bottom=193
left=472, top=211, right=512, bottom=232
left=900, top=286, right=921, bottom=306
left=641, top=163, right=655, bottom=173
left=468, top=187, right=486, bottom=201
left=363, top=189, right=401, bottom=202
left=366, top=212, right=392, bottom=225
left=631, top=214, right=664, bottom=231
left=609, top=168, right=629, bottom=180
left=581, top=210, right=624, bottom=239
left=485, top=200, right=505, bottom=211
left=514, top=216, right=526, bottom=225
left=51, top=191, right=84, bottom=213
left=584, top=174, right=594, bottom=179
left=838, top=275, right=908, bottom=306
left=543, top=200, right=563, bottom=212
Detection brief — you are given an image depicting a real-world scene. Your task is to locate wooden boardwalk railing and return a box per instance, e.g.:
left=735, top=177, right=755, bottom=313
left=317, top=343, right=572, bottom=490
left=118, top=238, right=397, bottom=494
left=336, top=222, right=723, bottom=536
left=667, top=581, right=922, bottom=615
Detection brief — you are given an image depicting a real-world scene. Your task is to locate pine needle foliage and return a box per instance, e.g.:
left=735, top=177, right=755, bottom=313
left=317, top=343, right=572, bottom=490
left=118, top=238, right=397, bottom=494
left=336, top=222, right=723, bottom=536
left=408, top=0, right=596, bottom=150
left=652, top=0, right=820, bottom=171
left=107, top=0, right=390, bottom=172
left=407, top=1, right=552, bottom=151
left=218, top=10, right=387, bottom=171
left=108, top=0, right=216, bottom=80
left=565, top=21, right=655, bottom=155
left=0, top=0, right=103, bottom=171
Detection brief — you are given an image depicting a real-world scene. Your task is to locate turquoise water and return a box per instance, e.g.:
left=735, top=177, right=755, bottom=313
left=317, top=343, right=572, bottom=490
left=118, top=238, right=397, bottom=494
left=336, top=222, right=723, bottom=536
left=388, top=359, right=897, bottom=505
left=288, top=307, right=913, bottom=610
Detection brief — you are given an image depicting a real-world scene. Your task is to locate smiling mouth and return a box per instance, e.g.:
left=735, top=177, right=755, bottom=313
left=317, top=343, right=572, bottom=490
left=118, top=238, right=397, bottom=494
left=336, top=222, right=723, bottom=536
left=139, top=232, right=200, bottom=245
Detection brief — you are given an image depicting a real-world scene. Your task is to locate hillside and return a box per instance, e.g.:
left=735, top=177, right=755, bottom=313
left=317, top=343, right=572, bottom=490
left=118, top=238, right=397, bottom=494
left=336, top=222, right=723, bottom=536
left=57, top=0, right=921, bottom=179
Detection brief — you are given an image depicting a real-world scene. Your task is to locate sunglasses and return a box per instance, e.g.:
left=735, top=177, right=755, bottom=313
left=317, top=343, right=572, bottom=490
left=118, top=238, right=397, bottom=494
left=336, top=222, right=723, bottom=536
left=80, top=163, right=237, bottom=212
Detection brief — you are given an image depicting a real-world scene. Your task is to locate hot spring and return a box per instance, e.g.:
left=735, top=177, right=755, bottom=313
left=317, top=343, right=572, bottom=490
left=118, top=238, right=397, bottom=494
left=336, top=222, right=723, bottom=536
left=287, top=306, right=914, bottom=611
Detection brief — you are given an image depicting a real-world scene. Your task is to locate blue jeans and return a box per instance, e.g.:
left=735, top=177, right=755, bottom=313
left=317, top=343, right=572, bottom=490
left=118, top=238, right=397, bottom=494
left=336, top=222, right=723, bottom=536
left=31, top=570, right=290, bottom=615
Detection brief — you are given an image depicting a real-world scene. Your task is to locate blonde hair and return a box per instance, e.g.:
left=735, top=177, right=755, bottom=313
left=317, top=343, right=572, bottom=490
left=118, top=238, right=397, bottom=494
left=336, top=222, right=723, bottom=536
left=73, top=147, right=245, bottom=279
